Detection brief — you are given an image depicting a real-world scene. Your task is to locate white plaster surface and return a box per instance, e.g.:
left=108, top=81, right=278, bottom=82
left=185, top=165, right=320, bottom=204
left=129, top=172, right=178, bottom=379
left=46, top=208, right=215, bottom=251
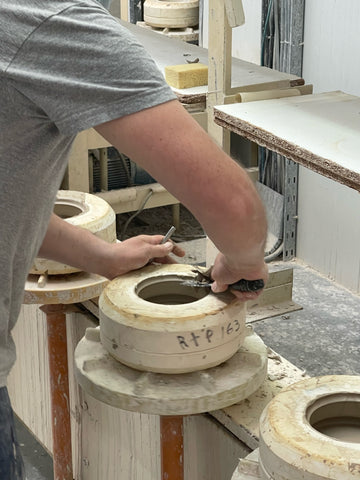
left=74, top=327, right=268, bottom=415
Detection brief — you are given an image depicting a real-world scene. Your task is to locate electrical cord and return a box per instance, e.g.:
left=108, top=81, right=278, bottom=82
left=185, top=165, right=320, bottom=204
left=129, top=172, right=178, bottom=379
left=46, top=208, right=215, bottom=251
left=120, top=189, right=154, bottom=240
left=265, top=242, right=283, bottom=263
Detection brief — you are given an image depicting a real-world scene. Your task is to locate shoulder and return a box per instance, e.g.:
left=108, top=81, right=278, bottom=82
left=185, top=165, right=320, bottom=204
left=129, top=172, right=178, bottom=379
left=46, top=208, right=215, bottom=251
left=0, top=1, right=113, bottom=69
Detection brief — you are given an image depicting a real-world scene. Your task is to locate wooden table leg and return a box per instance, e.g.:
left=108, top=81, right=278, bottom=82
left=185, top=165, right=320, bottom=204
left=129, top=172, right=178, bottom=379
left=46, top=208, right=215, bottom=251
left=160, top=415, right=184, bottom=480
left=41, top=305, right=73, bottom=480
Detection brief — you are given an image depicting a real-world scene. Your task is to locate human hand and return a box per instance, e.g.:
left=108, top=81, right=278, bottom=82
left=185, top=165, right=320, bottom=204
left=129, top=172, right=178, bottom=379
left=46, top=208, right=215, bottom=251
left=104, top=235, right=185, bottom=279
left=210, top=253, right=268, bottom=301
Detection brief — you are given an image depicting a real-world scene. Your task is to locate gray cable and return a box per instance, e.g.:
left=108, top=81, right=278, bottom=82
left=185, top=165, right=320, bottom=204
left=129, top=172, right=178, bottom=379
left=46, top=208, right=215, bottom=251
left=265, top=242, right=284, bottom=263
left=120, top=189, right=154, bottom=240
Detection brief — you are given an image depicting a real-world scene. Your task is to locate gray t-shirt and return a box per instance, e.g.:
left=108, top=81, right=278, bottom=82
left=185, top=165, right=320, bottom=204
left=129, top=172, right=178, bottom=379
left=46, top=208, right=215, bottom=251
left=0, top=0, right=175, bottom=386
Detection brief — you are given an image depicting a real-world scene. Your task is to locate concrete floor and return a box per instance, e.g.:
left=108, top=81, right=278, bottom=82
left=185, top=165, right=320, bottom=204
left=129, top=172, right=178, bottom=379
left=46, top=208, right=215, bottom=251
left=18, top=248, right=360, bottom=479
left=15, top=415, right=53, bottom=480
left=254, top=260, right=360, bottom=377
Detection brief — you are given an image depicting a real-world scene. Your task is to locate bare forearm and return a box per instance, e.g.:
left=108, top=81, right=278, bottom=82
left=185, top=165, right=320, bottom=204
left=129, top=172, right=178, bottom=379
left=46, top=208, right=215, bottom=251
left=95, top=100, right=267, bottom=273
left=38, top=214, right=184, bottom=279
left=38, top=214, right=113, bottom=276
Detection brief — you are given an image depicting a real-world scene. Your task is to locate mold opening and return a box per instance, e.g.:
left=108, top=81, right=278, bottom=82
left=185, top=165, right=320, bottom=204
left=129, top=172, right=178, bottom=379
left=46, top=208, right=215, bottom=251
left=54, top=201, right=85, bottom=219
left=136, top=275, right=209, bottom=305
left=307, top=394, right=360, bottom=443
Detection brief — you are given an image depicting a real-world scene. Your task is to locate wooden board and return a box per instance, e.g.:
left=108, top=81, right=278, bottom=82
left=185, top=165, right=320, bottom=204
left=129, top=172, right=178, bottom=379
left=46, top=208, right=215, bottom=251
left=213, top=91, right=360, bottom=191
left=210, top=348, right=308, bottom=450
left=120, top=20, right=303, bottom=104
left=8, top=305, right=53, bottom=453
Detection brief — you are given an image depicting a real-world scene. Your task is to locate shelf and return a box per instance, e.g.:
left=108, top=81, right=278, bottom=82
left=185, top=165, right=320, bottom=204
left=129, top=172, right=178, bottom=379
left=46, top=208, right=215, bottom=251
left=121, top=19, right=304, bottom=105
left=213, top=91, right=360, bottom=191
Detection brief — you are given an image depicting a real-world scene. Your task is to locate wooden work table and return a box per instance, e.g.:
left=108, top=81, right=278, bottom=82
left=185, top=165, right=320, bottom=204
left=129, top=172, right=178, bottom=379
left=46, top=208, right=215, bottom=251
left=213, top=90, right=360, bottom=191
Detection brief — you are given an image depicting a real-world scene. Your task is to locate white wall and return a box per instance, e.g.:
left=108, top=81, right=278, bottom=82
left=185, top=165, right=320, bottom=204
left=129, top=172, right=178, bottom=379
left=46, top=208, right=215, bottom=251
left=302, top=0, right=360, bottom=97
left=202, top=0, right=262, bottom=64
left=297, top=0, right=360, bottom=292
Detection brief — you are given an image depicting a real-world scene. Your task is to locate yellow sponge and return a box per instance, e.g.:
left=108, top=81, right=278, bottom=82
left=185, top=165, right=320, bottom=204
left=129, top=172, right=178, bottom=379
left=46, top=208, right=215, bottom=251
left=164, top=63, right=208, bottom=89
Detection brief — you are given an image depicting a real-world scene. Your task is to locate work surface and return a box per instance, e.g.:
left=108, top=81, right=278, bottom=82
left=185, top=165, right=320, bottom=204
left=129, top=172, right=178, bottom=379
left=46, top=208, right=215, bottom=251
left=78, top=251, right=360, bottom=449
left=214, top=91, right=360, bottom=191
left=211, top=259, right=360, bottom=448
left=15, top=253, right=360, bottom=478
left=121, top=20, right=303, bottom=103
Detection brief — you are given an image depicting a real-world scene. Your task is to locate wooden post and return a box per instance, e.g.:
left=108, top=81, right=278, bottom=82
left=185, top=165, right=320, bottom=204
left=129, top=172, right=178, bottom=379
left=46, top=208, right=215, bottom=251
left=207, top=0, right=232, bottom=152
left=41, top=304, right=73, bottom=480
left=160, top=415, right=184, bottom=480
left=120, top=0, right=129, bottom=21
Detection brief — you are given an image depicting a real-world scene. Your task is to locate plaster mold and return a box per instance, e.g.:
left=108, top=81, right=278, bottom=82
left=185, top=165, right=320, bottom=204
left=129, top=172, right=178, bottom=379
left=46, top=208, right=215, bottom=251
left=24, top=271, right=108, bottom=305
left=74, top=325, right=268, bottom=415
left=30, top=190, right=116, bottom=275
left=99, top=264, right=247, bottom=374
left=144, top=0, right=199, bottom=28
left=232, top=375, right=360, bottom=479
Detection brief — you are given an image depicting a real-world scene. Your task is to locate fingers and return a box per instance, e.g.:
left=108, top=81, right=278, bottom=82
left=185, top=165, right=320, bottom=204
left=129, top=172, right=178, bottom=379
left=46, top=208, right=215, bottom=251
left=150, top=241, right=173, bottom=259
left=169, top=242, right=186, bottom=258
left=211, top=280, right=264, bottom=301
left=134, top=235, right=185, bottom=257
left=230, top=289, right=263, bottom=301
left=137, top=234, right=185, bottom=261
left=149, top=241, right=185, bottom=261
left=210, top=252, right=268, bottom=301
left=116, top=235, right=186, bottom=274
left=136, top=234, right=166, bottom=245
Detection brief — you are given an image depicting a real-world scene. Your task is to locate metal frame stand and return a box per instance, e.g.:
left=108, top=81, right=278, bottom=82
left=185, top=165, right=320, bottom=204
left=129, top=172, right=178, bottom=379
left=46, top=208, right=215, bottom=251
left=261, top=0, right=305, bottom=260
left=283, top=159, right=299, bottom=260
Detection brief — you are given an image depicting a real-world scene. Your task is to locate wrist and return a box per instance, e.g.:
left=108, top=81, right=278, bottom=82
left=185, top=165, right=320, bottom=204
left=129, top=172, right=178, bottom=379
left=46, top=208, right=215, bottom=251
left=94, top=242, right=124, bottom=279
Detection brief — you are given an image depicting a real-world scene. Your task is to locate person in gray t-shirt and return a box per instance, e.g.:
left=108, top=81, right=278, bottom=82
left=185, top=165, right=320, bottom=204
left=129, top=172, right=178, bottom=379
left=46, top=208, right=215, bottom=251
left=0, top=0, right=268, bottom=477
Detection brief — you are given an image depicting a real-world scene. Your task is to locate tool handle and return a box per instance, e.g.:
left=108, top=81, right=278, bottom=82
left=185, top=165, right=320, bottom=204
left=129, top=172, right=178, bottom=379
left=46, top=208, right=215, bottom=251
left=229, top=279, right=265, bottom=292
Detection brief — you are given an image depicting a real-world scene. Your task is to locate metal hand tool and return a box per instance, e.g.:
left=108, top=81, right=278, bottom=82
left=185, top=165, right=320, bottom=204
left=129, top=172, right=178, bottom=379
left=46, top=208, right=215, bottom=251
left=148, top=226, right=176, bottom=265
left=182, top=268, right=264, bottom=293
left=160, top=226, right=176, bottom=244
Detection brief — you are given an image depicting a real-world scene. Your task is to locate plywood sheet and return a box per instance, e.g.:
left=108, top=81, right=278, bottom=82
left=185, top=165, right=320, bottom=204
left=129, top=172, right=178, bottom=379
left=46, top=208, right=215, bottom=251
left=8, top=305, right=53, bottom=453
left=214, top=91, right=360, bottom=191
left=120, top=20, right=303, bottom=103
